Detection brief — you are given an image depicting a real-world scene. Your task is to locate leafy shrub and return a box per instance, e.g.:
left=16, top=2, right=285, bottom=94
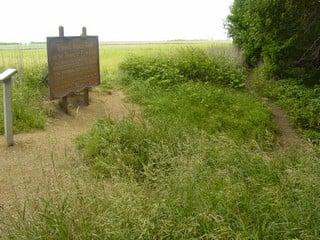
left=119, top=47, right=245, bottom=88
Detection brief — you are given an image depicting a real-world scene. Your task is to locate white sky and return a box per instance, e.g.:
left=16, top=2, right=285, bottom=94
left=1, top=0, right=233, bottom=43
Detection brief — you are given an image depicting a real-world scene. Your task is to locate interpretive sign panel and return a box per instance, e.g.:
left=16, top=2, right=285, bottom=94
left=47, top=36, right=100, bottom=99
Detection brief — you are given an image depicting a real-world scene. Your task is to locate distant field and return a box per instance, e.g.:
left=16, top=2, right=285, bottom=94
left=0, top=40, right=234, bottom=134
left=0, top=40, right=232, bottom=73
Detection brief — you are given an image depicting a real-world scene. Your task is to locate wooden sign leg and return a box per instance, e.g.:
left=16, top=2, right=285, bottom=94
left=59, top=96, right=68, bottom=114
left=83, top=88, right=89, bottom=106
left=58, top=26, right=69, bottom=114
left=81, top=27, right=90, bottom=106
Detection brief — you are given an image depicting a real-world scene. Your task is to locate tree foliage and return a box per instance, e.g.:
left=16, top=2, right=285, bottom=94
left=227, top=0, right=320, bottom=83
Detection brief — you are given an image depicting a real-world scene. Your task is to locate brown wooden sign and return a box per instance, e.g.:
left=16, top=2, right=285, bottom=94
left=47, top=36, right=100, bottom=99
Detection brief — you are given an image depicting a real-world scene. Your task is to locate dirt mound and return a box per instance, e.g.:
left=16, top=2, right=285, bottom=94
left=0, top=90, right=140, bottom=211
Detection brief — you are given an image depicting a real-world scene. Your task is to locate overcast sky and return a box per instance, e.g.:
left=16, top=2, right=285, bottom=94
left=1, top=0, right=233, bottom=43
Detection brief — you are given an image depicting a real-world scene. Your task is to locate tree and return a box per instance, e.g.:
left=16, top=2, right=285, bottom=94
left=227, top=0, right=320, bottom=83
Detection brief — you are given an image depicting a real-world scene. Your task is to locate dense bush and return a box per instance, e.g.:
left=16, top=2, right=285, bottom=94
left=227, top=0, right=320, bottom=82
left=119, top=47, right=246, bottom=88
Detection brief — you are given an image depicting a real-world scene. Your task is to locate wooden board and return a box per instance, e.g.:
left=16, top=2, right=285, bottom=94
left=47, top=36, right=100, bottom=99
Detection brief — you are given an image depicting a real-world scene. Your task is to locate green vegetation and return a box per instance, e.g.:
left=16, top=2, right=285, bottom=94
left=77, top=84, right=274, bottom=179
left=100, top=41, right=226, bottom=74
left=0, top=65, right=46, bottom=134
left=227, top=0, right=320, bottom=82
left=0, top=41, right=225, bottom=73
left=120, top=47, right=245, bottom=88
left=4, top=139, right=319, bottom=239
left=252, top=66, right=320, bottom=144
left=227, top=0, right=320, bottom=144
left=77, top=48, right=273, bottom=181
left=3, top=47, right=320, bottom=239
left=0, top=41, right=224, bottom=134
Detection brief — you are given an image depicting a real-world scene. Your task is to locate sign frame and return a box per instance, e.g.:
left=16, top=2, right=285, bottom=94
left=46, top=35, right=101, bottom=100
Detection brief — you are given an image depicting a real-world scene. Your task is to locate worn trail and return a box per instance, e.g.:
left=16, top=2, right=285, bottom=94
left=246, top=71, right=302, bottom=150
left=270, top=105, right=301, bottom=150
left=0, top=90, right=140, bottom=210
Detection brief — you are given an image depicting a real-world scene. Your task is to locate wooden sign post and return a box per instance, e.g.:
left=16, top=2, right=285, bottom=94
left=81, top=27, right=89, bottom=106
left=47, top=26, right=100, bottom=113
left=0, top=68, right=17, bottom=146
left=58, top=26, right=68, bottom=113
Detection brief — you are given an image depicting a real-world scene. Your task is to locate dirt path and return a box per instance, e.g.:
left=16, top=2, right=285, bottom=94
left=0, top=89, right=140, bottom=211
left=270, top=105, right=301, bottom=149
left=246, top=71, right=302, bottom=150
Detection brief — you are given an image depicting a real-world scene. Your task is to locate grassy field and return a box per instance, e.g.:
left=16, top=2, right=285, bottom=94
left=0, top=41, right=232, bottom=134
left=0, top=41, right=228, bottom=73
left=1, top=41, right=319, bottom=239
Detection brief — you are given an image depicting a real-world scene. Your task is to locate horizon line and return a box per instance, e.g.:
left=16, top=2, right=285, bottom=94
left=0, top=38, right=232, bottom=45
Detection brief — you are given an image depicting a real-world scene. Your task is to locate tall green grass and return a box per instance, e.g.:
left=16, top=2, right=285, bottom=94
left=3, top=137, right=319, bottom=239
left=120, top=47, right=245, bottom=88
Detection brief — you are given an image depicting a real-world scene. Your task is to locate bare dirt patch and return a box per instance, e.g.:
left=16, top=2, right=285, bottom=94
left=0, top=89, right=140, bottom=211
left=271, top=105, right=301, bottom=150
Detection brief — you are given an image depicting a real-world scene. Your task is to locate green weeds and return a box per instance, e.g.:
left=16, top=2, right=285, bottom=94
left=0, top=64, right=47, bottom=134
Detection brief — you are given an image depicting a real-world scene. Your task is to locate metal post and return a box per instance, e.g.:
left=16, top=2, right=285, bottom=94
left=3, top=79, right=13, bottom=146
left=81, top=26, right=89, bottom=106
left=0, top=69, right=17, bottom=146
